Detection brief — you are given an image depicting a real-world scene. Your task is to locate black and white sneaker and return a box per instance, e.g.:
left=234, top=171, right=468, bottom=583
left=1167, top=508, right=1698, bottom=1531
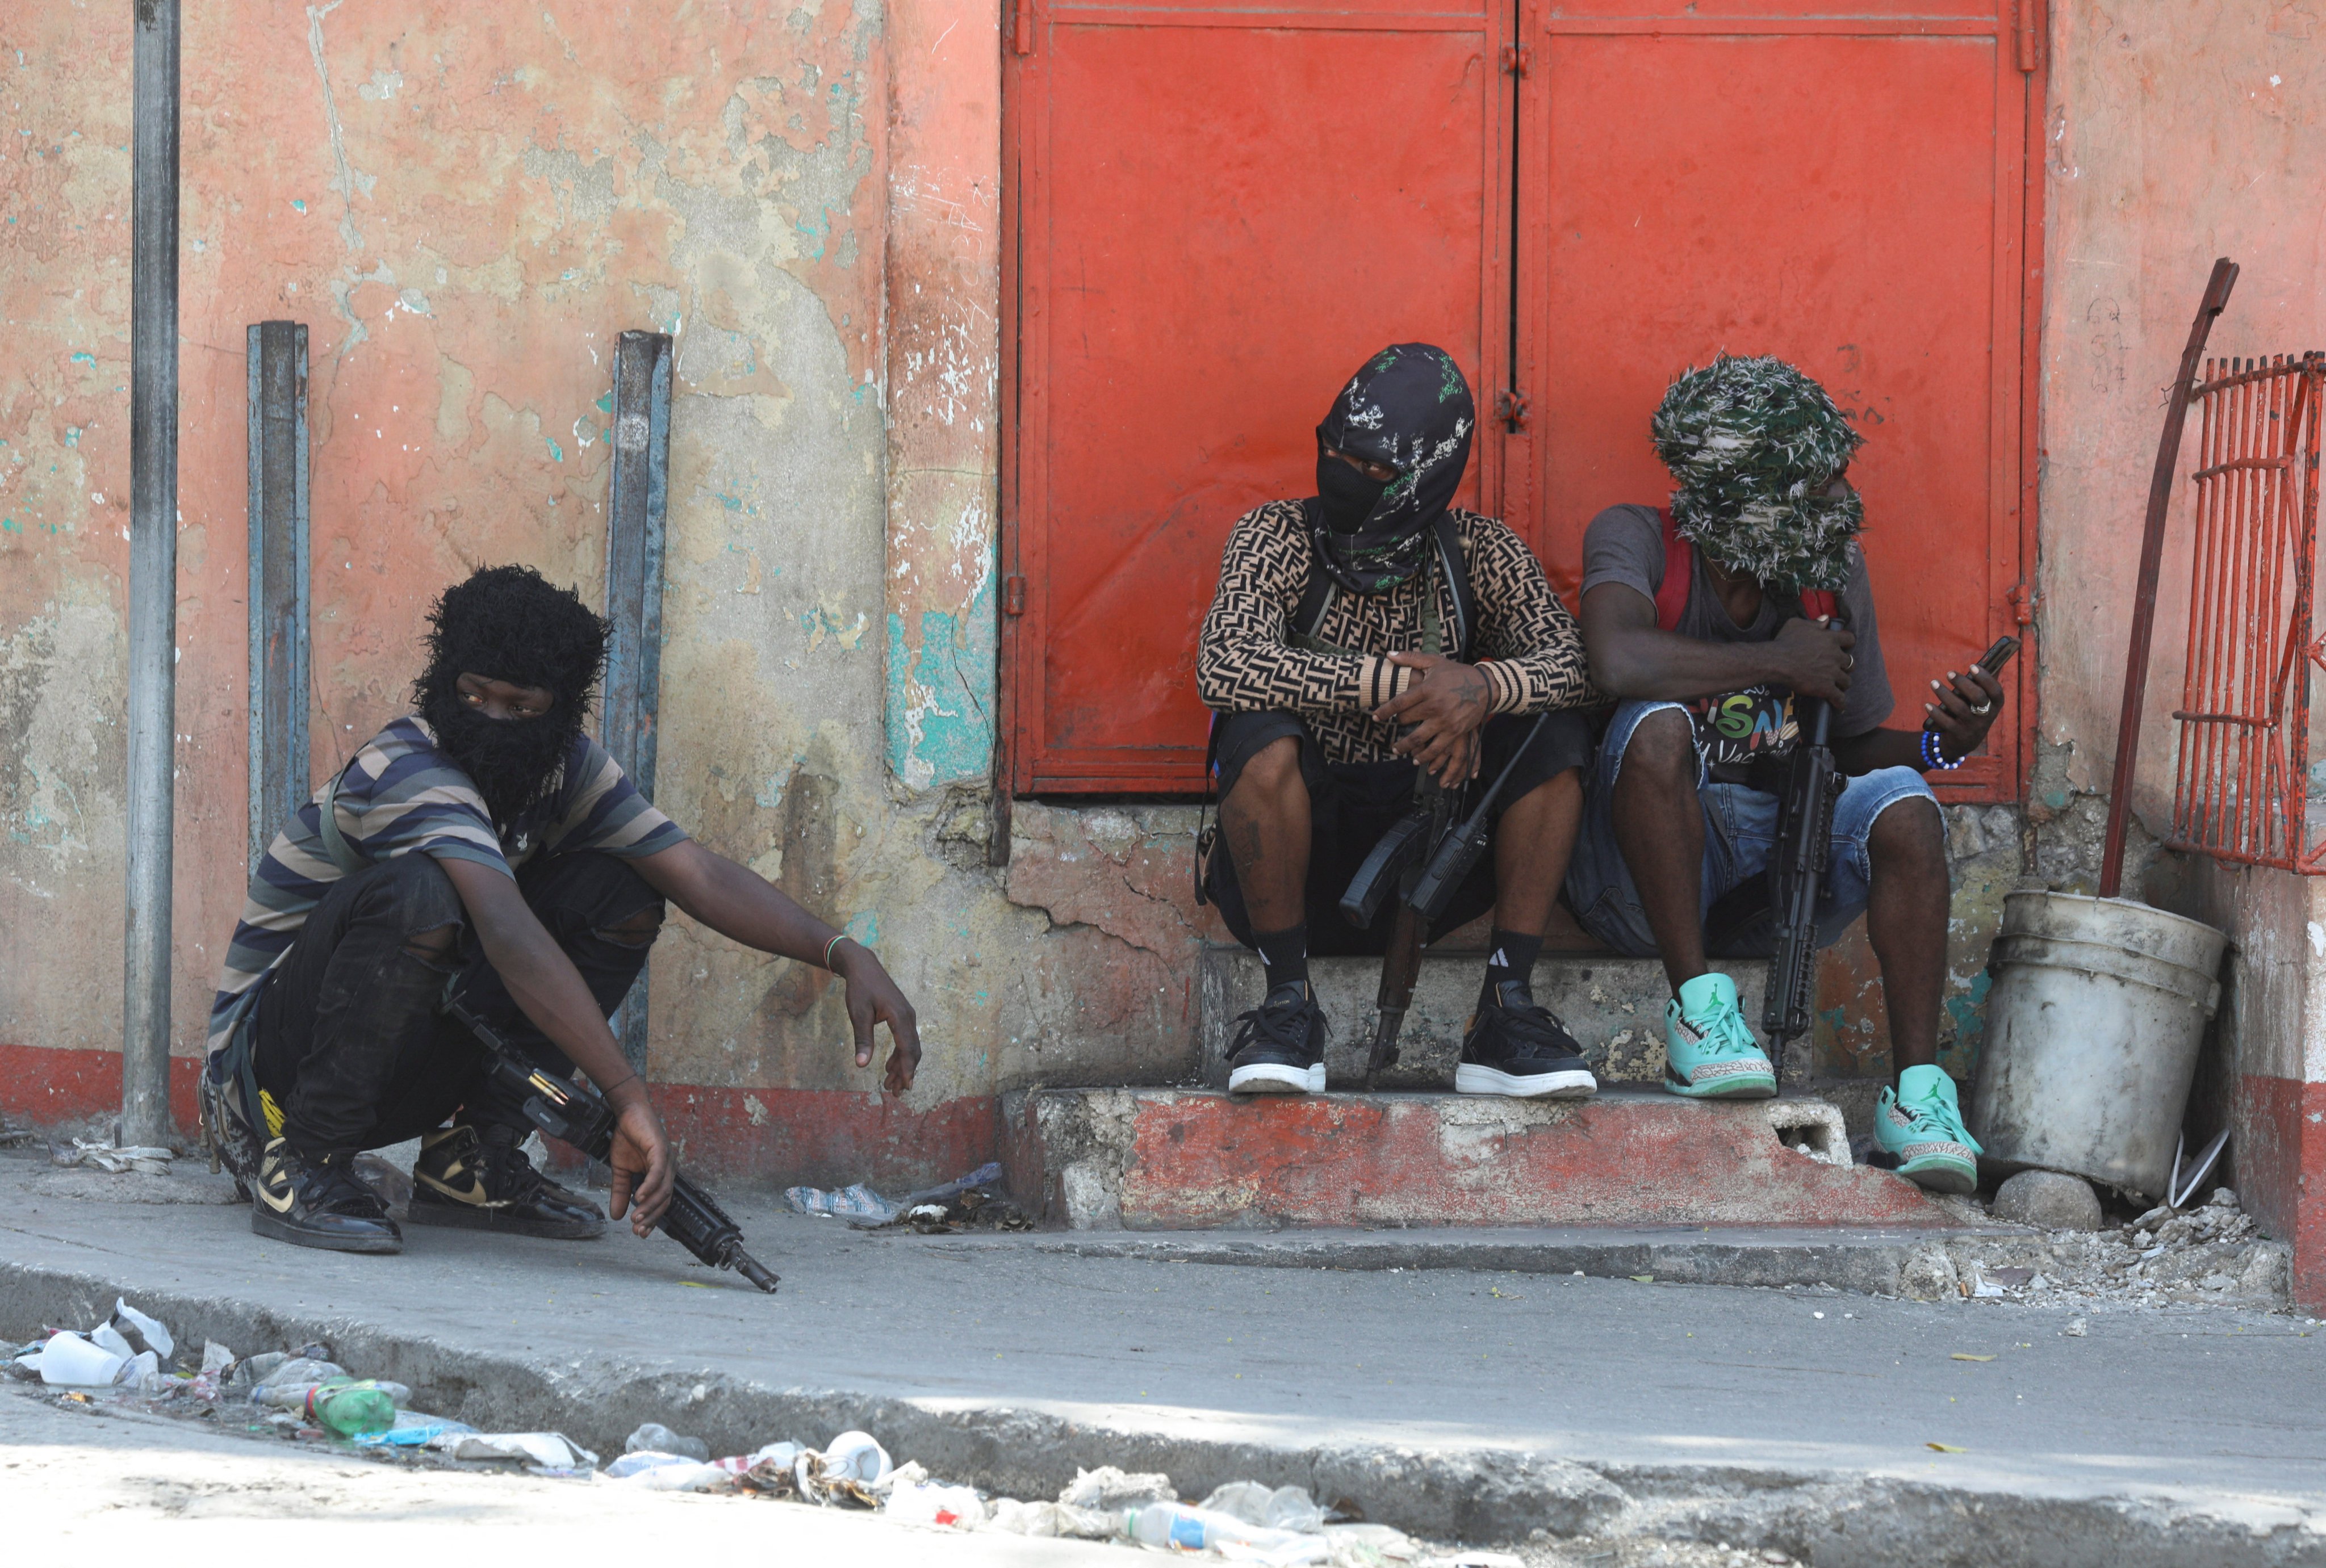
left=1455, top=985, right=1597, bottom=1099
left=1227, top=984, right=1329, bottom=1095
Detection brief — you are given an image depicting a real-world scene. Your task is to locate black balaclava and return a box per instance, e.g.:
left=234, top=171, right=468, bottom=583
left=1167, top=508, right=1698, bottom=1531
left=1307, top=343, right=1476, bottom=594
left=411, top=564, right=609, bottom=832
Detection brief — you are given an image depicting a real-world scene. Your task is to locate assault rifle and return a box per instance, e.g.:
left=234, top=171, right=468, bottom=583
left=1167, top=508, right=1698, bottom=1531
left=1759, top=698, right=1844, bottom=1092
left=445, top=996, right=781, bottom=1293
left=1338, top=714, right=1550, bottom=1086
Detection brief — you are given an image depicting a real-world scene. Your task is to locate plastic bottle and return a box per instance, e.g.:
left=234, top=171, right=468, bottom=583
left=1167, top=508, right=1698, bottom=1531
left=1122, top=1502, right=1304, bottom=1554
left=252, top=1377, right=405, bottom=1437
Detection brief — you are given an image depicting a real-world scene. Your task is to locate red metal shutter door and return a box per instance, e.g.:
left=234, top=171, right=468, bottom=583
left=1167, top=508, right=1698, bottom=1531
left=1508, top=0, right=2036, bottom=802
left=1005, top=0, right=1513, bottom=794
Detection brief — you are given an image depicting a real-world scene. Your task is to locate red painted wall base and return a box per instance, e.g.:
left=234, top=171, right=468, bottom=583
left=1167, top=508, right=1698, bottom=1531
left=0, top=1043, right=996, bottom=1193
left=2232, top=1071, right=2326, bottom=1313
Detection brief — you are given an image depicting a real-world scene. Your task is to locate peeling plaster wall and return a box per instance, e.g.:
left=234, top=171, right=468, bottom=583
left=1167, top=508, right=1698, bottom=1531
left=2038, top=2, right=2326, bottom=820
left=0, top=0, right=1048, bottom=1185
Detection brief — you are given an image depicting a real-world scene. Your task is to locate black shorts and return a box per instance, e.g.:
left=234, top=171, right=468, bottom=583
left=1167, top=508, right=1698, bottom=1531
left=1201, top=707, right=1593, bottom=957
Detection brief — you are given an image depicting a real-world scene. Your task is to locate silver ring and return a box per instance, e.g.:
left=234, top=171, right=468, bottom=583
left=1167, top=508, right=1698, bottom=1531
left=1969, top=700, right=1995, bottom=717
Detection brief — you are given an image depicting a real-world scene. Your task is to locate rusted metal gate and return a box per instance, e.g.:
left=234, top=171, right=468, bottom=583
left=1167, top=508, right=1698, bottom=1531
left=1004, top=0, right=2045, bottom=800
left=2169, top=354, right=2326, bottom=870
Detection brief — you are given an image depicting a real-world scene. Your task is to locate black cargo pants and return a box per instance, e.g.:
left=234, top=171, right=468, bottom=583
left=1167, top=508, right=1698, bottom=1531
left=250, top=850, right=662, bottom=1158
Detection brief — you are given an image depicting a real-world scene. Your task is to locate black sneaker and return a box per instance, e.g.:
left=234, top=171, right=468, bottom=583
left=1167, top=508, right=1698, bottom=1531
left=251, top=1137, right=405, bottom=1254
left=1227, top=984, right=1329, bottom=1095
left=408, top=1122, right=606, bottom=1240
left=1455, top=984, right=1598, bottom=1099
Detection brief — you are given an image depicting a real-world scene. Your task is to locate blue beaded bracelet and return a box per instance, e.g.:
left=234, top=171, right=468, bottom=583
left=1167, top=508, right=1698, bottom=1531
left=1921, top=729, right=1964, bottom=771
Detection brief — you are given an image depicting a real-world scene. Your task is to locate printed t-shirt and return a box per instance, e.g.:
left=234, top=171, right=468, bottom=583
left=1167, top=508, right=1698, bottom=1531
left=1579, top=503, right=1894, bottom=775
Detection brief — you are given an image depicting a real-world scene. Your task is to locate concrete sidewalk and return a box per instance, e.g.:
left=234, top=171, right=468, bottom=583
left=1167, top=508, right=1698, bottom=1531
left=3, top=1155, right=2323, bottom=1565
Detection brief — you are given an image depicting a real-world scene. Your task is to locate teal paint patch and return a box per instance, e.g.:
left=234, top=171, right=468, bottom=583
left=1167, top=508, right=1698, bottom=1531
left=62, top=427, right=78, bottom=446
left=545, top=436, right=564, bottom=462
left=1, top=517, right=18, bottom=532
left=845, top=912, right=881, bottom=947
left=291, top=199, right=307, bottom=212
left=595, top=392, right=613, bottom=414
left=884, top=576, right=999, bottom=788
left=1940, top=970, right=1993, bottom=1077
left=2041, top=789, right=2069, bottom=812
left=69, top=351, right=93, bottom=366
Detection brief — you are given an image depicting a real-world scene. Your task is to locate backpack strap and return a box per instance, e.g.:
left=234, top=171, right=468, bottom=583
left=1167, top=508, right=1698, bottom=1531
left=1658, top=507, right=1840, bottom=626
left=1655, top=508, right=1693, bottom=632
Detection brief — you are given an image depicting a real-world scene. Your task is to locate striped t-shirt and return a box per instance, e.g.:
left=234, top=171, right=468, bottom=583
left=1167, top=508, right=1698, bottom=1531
left=207, top=716, right=688, bottom=1058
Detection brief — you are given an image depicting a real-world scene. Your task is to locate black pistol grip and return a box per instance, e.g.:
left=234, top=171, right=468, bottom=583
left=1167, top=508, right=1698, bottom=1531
left=1339, top=811, right=1429, bottom=928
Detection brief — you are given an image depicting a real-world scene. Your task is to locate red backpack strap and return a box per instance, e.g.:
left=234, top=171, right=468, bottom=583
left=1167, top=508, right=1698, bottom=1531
left=1655, top=508, right=1692, bottom=632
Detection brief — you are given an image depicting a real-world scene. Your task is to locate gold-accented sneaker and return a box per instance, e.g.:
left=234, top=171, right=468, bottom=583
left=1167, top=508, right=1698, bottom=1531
left=408, top=1123, right=605, bottom=1240
left=249, top=1137, right=404, bottom=1254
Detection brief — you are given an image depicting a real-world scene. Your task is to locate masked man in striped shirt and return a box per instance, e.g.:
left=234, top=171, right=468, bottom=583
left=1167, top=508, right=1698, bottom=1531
left=204, top=565, right=921, bottom=1255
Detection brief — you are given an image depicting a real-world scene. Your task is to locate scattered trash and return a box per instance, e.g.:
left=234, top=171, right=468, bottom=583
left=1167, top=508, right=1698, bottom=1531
left=49, top=1138, right=174, bottom=1175
left=443, top=1431, right=600, bottom=1471
left=886, top=1473, right=990, bottom=1528
left=785, top=1181, right=901, bottom=1224
left=625, top=1420, right=709, bottom=1461
left=1200, top=1481, right=1329, bottom=1533
left=784, top=1163, right=1031, bottom=1234
left=112, top=1297, right=174, bottom=1359
left=1926, top=1442, right=1967, bottom=1453
left=1950, top=1353, right=1995, bottom=1362
left=2063, top=1317, right=2088, bottom=1336
left=354, top=1412, right=475, bottom=1448
left=2166, top=1131, right=2231, bottom=1210
left=1061, top=1466, right=1177, bottom=1510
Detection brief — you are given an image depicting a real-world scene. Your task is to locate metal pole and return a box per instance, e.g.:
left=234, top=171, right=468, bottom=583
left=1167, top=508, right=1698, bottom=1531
left=2098, top=258, right=2236, bottom=899
left=247, top=322, right=311, bottom=872
left=601, top=331, right=673, bottom=1074
left=123, top=0, right=181, bottom=1146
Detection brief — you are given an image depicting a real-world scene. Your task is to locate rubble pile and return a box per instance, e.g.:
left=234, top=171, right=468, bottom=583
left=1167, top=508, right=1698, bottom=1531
left=1908, top=1186, right=2295, bottom=1310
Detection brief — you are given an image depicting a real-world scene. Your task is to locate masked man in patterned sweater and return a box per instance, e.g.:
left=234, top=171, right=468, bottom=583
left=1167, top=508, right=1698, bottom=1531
left=203, top=565, right=922, bottom=1255
left=1568, top=356, right=2005, bottom=1192
left=1195, top=344, right=1600, bottom=1098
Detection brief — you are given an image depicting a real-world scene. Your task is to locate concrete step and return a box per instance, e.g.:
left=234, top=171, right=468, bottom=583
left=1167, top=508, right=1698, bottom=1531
left=1001, top=1085, right=1960, bottom=1231
left=1196, top=945, right=1785, bottom=1090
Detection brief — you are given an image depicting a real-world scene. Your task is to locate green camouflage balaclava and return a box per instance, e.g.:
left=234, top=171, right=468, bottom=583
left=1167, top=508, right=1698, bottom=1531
left=1650, top=354, right=1864, bottom=593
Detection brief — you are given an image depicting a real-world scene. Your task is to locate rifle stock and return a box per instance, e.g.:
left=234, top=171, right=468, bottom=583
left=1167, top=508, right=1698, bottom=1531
left=1760, top=700, right=1843, bottom=1091
left=445, top=997, right=780, bottom=1293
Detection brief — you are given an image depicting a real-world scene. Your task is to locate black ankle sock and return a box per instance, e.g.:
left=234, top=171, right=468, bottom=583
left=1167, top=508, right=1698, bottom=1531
left=1481, top=928, right=1544, bottom=1007
left=1254, top=923, right=1310, bottom=998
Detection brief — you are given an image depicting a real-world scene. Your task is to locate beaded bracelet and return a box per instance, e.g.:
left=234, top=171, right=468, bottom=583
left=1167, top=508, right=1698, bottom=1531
left=822, top=932, right=852, bottom=971
left=1921, top=729, right=1965, bottom=771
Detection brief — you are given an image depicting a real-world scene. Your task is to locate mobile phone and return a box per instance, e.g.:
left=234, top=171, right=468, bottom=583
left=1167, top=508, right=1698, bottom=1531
left=1974, top=635, right=2020, bottom=676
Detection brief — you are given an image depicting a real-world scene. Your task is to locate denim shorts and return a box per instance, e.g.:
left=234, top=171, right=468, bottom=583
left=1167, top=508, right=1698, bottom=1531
left=1563, top=700, right=1941, bottom=958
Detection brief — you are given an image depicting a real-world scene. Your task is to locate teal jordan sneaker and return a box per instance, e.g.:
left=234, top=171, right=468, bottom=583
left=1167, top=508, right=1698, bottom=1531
left=1663, top=973, right=1777, bottom=1099
left=1874, top=1064, right=1982, bottom=1194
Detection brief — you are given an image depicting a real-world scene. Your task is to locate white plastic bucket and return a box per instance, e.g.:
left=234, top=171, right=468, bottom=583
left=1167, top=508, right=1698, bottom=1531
left=1966, top=891, right=2227, bottom=1200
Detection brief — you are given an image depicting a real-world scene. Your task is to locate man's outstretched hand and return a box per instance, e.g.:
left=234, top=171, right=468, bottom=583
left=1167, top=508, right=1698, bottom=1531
left=605, top=1093, right=675, bottom=1237
left=836, top=943, right=922, bottom=1092
left=1375, top=651, right=1492, bottom=787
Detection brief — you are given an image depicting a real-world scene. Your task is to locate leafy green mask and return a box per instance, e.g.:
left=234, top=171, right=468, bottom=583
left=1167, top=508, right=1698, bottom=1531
left=1650, top=354, right=1864, bottom=593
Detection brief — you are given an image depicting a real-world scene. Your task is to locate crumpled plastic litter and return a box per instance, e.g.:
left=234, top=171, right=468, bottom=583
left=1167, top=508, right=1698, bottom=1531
left=608, top=1456, right=737, bottom=1492
left=354, top=1411, right=476, bottom=1448
left=884, top=1473, right=989, bottom=1529
left=792, top=1429, right=893, bottom=1503
left=1202, top=1481, right=1329, bottom=1534
left=982, top=1497, right=1118, bottom=1538
left=438, top=1431, right=600, bottom=1471
left=1060, top=1464, right=1177, bottom=1510
left=784, top=1181, right=901, bottom=1223
left=24, top=1331, right=130, bottom=1387
left=624, top=1421, right=709, bottom=1461
left=51, top=1139, right=174, bottom=1174
left=111, top=1298, right=174, bottom=1359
